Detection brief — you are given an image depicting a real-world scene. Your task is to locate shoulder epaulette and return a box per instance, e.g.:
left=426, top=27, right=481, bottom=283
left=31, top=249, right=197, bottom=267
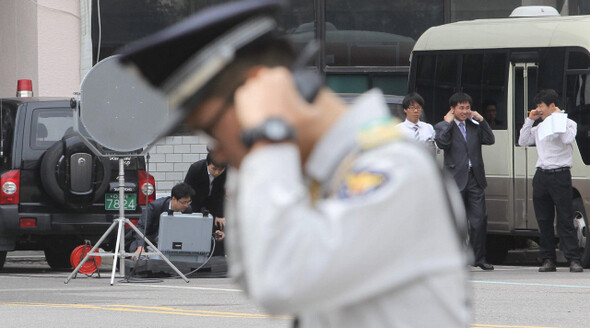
left=357, top=117, right=404, bottom=150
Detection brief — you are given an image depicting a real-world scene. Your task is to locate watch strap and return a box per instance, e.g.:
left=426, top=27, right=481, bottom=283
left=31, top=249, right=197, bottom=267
left=241, top=118, right=295, bottom=148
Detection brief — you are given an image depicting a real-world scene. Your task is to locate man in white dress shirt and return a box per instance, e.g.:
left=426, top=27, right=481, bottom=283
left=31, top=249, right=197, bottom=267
left=396, top=92, right=436, bottom=154
left=518, top=89, right=582, bottom=273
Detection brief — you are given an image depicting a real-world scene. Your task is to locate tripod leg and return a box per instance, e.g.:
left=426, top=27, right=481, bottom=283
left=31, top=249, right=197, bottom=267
left=74, top=241, right=90, bottom=279
left=110, top=218, right=125, bottom=286
left=84, top=240, right=100, bottom=278
left=127, top=219, right=190, bottom=282
left=119, top=217, right=126, bottom=277
left=65, top=220, right=119, bottom=284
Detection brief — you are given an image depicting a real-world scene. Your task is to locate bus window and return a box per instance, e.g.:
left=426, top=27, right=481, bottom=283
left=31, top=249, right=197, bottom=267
left=436, top=54, right=458, bottom=85
left=416, top=54, right=436, bottom=82
left=414, top=54, right=436, bottom=124
left=462, top=52, right=507, bottom=130
left=462, top=53, right=484, bottom=113
left=568, top=50, right=590, bottom=70
left=433, top=54, right=458, bottom=123
left=482, top=53, right=508, bottom=130
left=462, top=54, right=483, bottom=85
left=538, top=48, right=565, bottom=98
left=565, top=49, right=590, bottom=164
left=413, top=51, right=507, bottom=126
left=566, top=73, right=590, bottom=164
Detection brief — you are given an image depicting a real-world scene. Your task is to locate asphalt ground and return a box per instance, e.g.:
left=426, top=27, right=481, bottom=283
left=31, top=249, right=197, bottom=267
left=2, top=251, right=590, bottom=328
left=2, top=251, right=290, bottom=328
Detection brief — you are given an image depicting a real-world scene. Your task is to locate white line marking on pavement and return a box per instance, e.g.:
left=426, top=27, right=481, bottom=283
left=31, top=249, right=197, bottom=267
left=126, top=284, right=243, bottom=292
left=0, top=287, right=114, bottom=292
left=1, top=274, right=69, bottom=278
left=0, top=284, right=243, bottom=293
left=471, top=280, right=590, bottom=289
left=6, top=255, right=46, bottom=259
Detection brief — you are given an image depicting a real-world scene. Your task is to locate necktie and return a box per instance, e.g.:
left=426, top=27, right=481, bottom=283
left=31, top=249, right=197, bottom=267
left=459, top=122, right=467, bottom=141
left=412, top=124, right=420, bottom=140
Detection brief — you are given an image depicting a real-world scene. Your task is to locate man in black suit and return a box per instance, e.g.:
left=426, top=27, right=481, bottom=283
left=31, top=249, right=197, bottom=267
left=435, top=92, right=495, bottom=270
left=130, top=182, right=196, bottom=253
left=184, top=153, right=227, bottom=255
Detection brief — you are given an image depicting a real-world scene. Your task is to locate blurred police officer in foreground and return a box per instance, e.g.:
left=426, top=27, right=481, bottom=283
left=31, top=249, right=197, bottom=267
left=118, top=0, right=471, bottom=326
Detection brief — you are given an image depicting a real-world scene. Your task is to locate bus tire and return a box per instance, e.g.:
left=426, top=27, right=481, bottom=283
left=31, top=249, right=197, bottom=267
left=573, top=197, right=590, bottom=268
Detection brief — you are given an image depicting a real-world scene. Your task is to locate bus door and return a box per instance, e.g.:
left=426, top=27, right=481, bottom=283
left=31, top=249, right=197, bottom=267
left=511, top=60, right=538, bottom=231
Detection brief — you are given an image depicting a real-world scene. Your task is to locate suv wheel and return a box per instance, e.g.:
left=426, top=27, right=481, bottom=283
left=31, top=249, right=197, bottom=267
left=44, top=238, right=82, bottom=270
left=40, top=135, right=111, bottom=209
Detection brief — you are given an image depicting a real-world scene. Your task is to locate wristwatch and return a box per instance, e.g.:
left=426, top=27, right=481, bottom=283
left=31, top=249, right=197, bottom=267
left=241, top=118, right=296, bottom=148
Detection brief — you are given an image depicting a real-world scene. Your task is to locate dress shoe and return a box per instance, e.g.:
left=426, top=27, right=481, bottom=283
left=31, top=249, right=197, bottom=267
left=538, top=259, right=556, bottom=272
left=474, top=262, right=494, bottom=270
left=570, top=260, right=583, bottom=273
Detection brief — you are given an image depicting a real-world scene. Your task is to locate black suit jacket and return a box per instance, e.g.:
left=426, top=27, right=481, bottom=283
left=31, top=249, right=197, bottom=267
left=434, top=119, right=495, bottom=191
left=128, top=196, right=193, bottom=252
left=184, top=159, right=226, bottom=218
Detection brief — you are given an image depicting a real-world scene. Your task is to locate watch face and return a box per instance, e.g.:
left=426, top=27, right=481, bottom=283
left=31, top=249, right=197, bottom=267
left=265, top=119, right=289, bottom=141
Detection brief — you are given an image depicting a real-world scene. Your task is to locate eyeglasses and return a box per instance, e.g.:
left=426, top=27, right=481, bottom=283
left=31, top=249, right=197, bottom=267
left=178, top=199, right=192, bottom=206
left=196, top=81, right=246, bottom=136
left=407, top=106, right=422, bottom=111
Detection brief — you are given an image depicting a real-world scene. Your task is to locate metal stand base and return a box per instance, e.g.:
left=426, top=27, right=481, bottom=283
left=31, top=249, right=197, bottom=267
left=64, top=217, right=189, bottom=285
left=64, top=158, right=189, bottom=285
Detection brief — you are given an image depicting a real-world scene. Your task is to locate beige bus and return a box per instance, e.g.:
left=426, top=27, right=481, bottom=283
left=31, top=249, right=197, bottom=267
left=409, top=15, right=590, bottom=265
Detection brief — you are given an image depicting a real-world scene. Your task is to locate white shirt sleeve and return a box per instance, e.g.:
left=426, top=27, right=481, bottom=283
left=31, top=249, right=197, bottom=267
left=560, top=119, right=577, bottom=145
left=518, top=118, right=536, bottom=146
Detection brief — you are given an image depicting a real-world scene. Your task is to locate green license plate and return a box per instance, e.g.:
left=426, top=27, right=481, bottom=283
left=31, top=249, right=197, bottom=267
left=105, top=193, right=136, bottom=211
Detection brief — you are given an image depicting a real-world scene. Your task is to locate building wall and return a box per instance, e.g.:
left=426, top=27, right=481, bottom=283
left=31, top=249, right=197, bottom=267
left=0, top=0, right=80, bottom=97
left=36, top=0, right=81, bottom=97
left=0, top=0, right=38, bottom=96
left=149, top=136, right=208, bottom=198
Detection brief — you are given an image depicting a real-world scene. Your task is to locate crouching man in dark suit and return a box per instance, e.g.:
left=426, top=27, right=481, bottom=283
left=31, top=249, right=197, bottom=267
left=435, top=92, right=495, bottom=270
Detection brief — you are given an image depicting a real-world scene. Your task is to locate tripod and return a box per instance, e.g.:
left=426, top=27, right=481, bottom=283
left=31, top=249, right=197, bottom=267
left=65, top=158, right=189, bottom=285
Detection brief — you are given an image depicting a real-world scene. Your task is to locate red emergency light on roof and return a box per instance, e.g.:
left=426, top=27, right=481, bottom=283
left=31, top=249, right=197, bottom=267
left=16, top=79, right=33, bottom=97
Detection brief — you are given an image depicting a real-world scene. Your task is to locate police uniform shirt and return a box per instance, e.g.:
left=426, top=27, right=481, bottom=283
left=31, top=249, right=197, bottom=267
left=518, top=115, right=577, bottom=169
left=226, top=89, right=470, bottom=328
left=397, top=119, right=435, bottom=143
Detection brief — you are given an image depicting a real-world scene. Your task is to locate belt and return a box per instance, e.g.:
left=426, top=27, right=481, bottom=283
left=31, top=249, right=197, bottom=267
left=537, top=167, right=570, bottom=173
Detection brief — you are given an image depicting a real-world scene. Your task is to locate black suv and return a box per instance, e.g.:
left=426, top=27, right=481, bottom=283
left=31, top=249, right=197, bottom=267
left=0, top=97, right=155, bottom=270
